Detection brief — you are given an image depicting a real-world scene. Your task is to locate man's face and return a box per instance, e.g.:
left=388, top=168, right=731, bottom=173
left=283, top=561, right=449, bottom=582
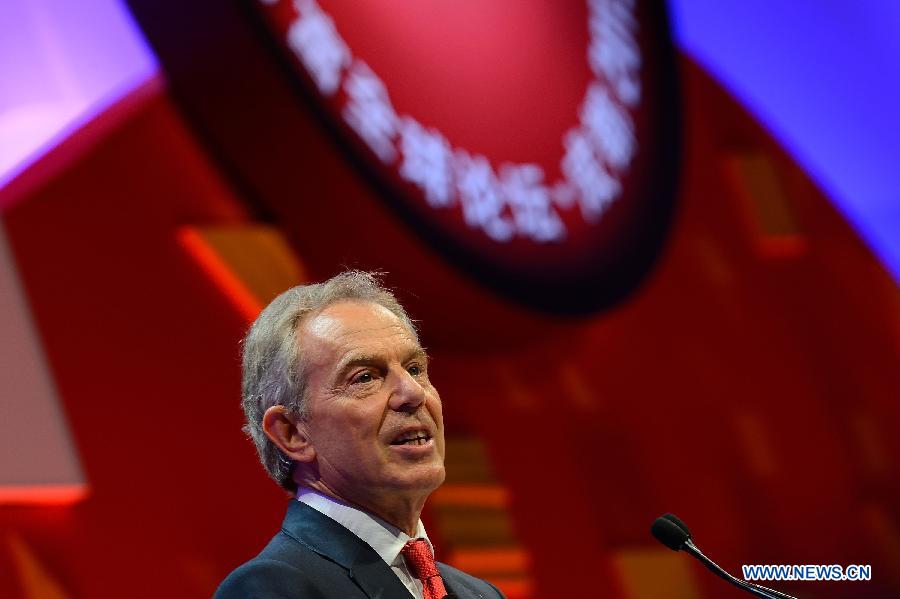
left=295, top=300, right=446, bottom=505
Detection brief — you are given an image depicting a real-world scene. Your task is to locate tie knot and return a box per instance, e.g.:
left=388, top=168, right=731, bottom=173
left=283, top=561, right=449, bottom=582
left=402, top=539, right=447, bottom=599
left=402, top=539, right=440, bottom=579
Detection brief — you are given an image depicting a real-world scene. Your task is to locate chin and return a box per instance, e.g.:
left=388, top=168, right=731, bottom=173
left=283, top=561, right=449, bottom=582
left=391, top=465, right=446, bottom=493
left=426, top=465, right=447, bottom=490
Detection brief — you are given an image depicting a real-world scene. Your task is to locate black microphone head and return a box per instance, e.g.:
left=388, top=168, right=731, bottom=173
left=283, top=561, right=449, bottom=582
left=651, top=515, right=690, bottom=551
left=662, top=513, right=692, bottom=539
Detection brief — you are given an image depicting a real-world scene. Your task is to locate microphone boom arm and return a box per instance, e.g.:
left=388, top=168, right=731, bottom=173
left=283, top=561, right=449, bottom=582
left=683, top=539, right=797, bottom=599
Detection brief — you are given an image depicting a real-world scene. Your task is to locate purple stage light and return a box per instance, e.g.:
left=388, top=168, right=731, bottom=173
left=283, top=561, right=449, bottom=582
left=669, top=0, right=900, bottom=280
left=0, top=0, right=157, bottom=196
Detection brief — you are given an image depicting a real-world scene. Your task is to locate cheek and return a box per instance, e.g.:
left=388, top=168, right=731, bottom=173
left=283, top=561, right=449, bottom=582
left=342, top=406, right=388, bottom=444
left=312, top=409, right=374, bottom=451
left=429, top=394, right=444, bottom=424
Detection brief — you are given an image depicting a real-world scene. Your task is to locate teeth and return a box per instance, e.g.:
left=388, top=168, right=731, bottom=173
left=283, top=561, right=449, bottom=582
left=394, top=430, right=429, bottom=445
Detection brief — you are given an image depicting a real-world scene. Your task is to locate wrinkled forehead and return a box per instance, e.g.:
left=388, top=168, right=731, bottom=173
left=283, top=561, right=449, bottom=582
left=298, top=300, right=419, bottom=361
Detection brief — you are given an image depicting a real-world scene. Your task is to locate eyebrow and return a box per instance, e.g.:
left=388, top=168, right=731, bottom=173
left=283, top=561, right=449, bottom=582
left=333, top=347, right=429, bottom=382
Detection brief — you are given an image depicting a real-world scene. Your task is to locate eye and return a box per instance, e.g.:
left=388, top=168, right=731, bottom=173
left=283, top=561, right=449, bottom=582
left=351, top=371, right=375, bottom=384
left=407, top=364, right=423, bottom=377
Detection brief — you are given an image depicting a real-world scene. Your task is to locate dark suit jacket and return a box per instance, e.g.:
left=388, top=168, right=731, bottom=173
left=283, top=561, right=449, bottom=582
left=215, top=501, right=505, bottom=599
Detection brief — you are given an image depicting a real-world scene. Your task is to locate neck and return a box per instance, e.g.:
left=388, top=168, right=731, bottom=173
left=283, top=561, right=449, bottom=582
left=302, top=480, right=426, bottom=537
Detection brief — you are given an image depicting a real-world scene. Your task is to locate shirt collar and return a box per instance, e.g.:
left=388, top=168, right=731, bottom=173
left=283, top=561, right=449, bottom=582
left=296, top=487, right=432, bottom=568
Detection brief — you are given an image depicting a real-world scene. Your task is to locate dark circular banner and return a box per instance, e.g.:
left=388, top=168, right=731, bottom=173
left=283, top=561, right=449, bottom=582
left=253, top=0, right=680, bottom=313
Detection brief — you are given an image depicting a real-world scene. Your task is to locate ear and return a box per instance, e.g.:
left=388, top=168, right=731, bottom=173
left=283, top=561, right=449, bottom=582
left=262, top=405, right=316, bottom=463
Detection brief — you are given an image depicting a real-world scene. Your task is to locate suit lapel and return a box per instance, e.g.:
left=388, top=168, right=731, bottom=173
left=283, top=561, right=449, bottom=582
left=281, top=501, right=414, bottom=599
left=349, top=551, right=414, bottom=599
left=438, top=564, right=486, bottom=599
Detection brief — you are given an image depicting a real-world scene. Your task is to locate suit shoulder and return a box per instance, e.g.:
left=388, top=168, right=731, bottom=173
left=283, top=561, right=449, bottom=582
left=214, top=557, right=318, bottom=598
left=214, top=533, right=329, bottom=599
left=438, top=562, right=507, bottom=599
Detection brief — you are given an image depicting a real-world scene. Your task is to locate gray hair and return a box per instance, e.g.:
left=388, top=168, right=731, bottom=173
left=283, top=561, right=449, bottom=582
left=241, top=270, right=417, bottom=492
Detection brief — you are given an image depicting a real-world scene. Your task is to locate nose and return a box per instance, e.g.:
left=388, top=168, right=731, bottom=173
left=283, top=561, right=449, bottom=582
left=388, top=366, right=427, bottom=412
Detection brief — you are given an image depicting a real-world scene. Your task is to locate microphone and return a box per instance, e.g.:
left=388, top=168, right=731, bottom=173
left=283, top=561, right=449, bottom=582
left=650, top=514, right=797, bottom=599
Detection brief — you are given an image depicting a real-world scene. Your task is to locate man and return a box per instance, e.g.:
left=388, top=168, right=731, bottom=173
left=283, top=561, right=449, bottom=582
left=216, top=271, right=504, bottom=599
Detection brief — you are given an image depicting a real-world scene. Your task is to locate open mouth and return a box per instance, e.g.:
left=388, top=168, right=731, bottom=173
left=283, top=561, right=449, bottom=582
left=390, top=430, right=432, bottom=446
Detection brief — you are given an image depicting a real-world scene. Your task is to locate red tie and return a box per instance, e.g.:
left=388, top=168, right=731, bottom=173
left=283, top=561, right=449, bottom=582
left=402, top=539, right=448, bottom=599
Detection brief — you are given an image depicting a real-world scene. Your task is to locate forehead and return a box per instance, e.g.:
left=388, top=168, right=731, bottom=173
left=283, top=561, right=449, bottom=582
left=297, top=300, right=418, bottom=363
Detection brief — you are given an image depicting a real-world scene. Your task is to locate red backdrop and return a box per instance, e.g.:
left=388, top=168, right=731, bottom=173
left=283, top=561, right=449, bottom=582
left=0, top=37, right=897, bottom=599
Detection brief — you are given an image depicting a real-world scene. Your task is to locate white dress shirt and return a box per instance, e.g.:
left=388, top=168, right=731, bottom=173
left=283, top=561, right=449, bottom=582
left=297, top=488, right=434, bottom=599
